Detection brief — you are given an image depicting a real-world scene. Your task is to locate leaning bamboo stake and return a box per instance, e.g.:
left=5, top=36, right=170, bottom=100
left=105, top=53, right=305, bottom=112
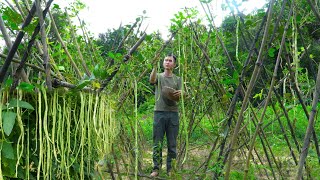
left=15, top=0, right=64, bottom=82
left=296, top=65, right=320, bottom=179
left=270, top=100, right=298, bottom=165
left=111, top=145, right=123, bottom=180
left=296, top=39, right=320, bottom=180
left=36, top=0, right=52, bottom=91
left=243, top=3, right=293, bottom=179
left=76, top=15, right=98, bottom=66
left=65, top=9, right=91, bottom=77
left=268, top=0, right=287, bottom=46
left=9, top=0, right=54, bottom=92
left=224, top=1, right=275, bottom=178
left=306, top=0, right=320, bottom=22
left=191, top=27, right=226, bottom=96
left=274, top=91, right=301, bottom=150
left=0, top=14, right=29, bottom=83
left=99, top=32, right=147, bottom=92
left=21, top=0, right=46, bottom=57
left=214, top=12, right=267, bottom=178
left=234, top=105, right=277, bottom=178
left=249, top=105, right=283, bottom=178
left=48, top=11, right=82, bottom=78
left=0, top=1, right=37, bottom=84
left=200, top=2, right=236, bottom=71
left=283, top=47, right=320, bottom=162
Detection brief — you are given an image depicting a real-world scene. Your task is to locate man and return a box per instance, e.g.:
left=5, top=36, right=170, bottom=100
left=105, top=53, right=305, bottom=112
left=149, top=54, right=182, bottom=177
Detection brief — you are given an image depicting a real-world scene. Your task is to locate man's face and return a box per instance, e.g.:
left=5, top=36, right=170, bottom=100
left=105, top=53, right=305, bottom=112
left=163, top=56, right=175, bottom=70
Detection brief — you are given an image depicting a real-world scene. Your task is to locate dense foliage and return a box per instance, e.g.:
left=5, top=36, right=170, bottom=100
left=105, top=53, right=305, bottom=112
left=0, top=0, right=320, bottom=179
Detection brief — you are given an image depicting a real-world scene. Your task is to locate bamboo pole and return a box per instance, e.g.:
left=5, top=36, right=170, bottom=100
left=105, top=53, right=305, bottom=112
left=243, top=3, right=293, bottom=178
left=48, top=11, right=82, bottom=78
left=13, top=0, right=25, bottom=16
left=65, top=9, right=91, bottom=77
left=192, top=40, right=274, bottom=179
left=76, top=15, right=97, bottom=66
left=9, top=0, right=54, bottom=92
left=283, top=47, right=320, bottom=163
left=191, top=26, right=226, bottom=96
left=213, top=10, right=267, bottom=178
left=295, top=2, right=320, bottom=174
left=16, top=0, right=64, bottom=82
left=225, top=1, right=275, bottom=178
left=249, top=105, right=282, bottom=179
left=270, top=100, right=298, bottom=165
left=36, top=0, right=52, bottom=91
left=306, top=0, right=320, bottom=22
left=99, top=32, right=147, bottom=92
left=199, top=2, right=236, bottom=71
left=296, top=60, right=320, bottom=179
left=0, top=1, right=37, bottom=84
left=0, top=14, right=30, bottom=83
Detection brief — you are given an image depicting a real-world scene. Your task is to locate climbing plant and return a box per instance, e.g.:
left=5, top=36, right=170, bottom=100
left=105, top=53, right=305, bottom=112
left=0, top=0, right=320, bottom=179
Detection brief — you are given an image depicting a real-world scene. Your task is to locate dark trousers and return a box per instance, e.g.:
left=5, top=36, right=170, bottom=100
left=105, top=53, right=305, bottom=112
left=152, top=111, right=179, bottom=172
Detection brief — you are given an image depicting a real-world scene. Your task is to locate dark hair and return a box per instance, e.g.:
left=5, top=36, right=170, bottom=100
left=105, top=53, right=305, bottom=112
left=166, top=54, right=177, bottom=63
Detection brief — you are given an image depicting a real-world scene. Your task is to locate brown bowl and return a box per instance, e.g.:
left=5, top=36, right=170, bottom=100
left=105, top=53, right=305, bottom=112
left=162, top=86, right=179, bottom=101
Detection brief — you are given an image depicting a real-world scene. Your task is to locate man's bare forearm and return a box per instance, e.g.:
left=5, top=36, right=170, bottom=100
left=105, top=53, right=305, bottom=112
left=149, top=67, right=157, bottom=84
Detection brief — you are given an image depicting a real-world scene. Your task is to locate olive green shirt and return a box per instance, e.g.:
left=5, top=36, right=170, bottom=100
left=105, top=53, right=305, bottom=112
left=154, top=72, right=182, bottom=112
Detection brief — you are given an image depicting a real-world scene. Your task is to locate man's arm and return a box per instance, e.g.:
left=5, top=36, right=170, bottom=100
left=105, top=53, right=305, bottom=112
left=149, top=66, right=157, bottom=84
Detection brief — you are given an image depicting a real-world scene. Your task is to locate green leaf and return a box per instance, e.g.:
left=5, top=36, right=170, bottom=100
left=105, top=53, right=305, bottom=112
left=245, top=20, right=253, bottom=26
left=2, top=157, right=16, bottom=177
left=52, top=51, right=61, bottom=57
left=145, top=35, right=152, bottom=41
left=53, top=4, right=60, bottom=9
left=108, top=52, right=115, bottom=59
left=309, top=54, right=314, bottom=59
left=268, top=48, right=276, bottom=57
left=115, top=53, right=122, bottom=59
left=2, top=111, right=17, bottom=136
left=58, top=66, right=65, bottom=71
left=18, top=82, right=34, bottom=92
left=222, top=78, right=236, bottom=85
left=233, top=71, right=239, bottom=81
left=0, top=141, right=15, bottom=159
left=4, top=78, right=13, bottom=88
left=75, top=80, right=91, bottom=90
left=93, top=64, right=101, bottom=78
left=296, top=15, right=302, bottom=23
left=8, top=98, right=34, bottom=110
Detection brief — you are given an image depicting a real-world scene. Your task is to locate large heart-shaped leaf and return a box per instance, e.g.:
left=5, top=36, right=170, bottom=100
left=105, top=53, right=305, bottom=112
left=6, top=98, right=34, bottom=110
left=0, top=141, right=15, bottom=159
left=2, top=111, right=17, bottom=136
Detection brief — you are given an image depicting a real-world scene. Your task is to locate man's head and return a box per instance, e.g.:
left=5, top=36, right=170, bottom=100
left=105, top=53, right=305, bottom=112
left=163, top=54, right=177, bottom=70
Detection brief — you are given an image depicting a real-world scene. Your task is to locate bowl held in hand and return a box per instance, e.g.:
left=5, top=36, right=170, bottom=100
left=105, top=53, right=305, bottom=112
left=162, top=86, right=180, bottom=101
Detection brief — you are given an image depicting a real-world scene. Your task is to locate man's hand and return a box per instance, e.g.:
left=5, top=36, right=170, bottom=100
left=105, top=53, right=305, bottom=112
left=172, top=90, right=182, bottom=101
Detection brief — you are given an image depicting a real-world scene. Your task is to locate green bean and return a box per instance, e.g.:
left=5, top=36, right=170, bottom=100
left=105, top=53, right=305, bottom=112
left=15, top=90, right=24, bottom=177
left=37, top=88, right=43, bottom=180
